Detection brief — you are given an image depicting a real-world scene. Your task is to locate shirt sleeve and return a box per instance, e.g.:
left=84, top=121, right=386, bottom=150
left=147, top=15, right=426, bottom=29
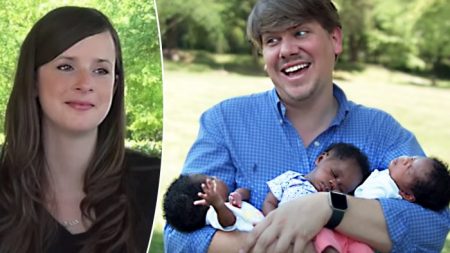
left=164, top=223, right=216, bottom=253
left=183, top=104, right=239, bottom=188
left=379, top=199, right=450, bottom=252
left=163, top=105, right=239, bottom=253
left=370, top=112, right=425, bottom=169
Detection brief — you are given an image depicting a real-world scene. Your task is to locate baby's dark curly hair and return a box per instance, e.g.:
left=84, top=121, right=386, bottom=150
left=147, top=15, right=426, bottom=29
left=324, top=142, right=371, bottom=182
left=412, top=157, right=450, bottom=211
left=163, top=174, right=209, bottom=232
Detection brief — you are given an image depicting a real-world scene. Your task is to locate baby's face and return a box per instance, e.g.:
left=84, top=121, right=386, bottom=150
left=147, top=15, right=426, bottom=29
left=307, top=154, right=363, bottom=193
left=388, top=156, right=432, bottom=194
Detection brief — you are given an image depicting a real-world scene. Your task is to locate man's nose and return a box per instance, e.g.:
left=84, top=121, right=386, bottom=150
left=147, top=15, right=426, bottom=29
left=279, top=36, right=300, bottom=59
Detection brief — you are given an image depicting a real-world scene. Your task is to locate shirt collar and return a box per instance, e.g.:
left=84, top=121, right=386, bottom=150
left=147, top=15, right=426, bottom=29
left=270, top=84, right=351, bottom=126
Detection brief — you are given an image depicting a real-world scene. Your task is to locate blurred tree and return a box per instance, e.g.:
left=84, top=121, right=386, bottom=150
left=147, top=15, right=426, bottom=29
left=413, top=0, right=450, bottom=85
left=334, top=0, right=373, bottom=63
left=157, top=0, right=226, bottom=52
left=157, top=0, right=256, bottom=54
left=0, top=0, right=162, bottom=155
left=221, top=0, right=257, bottom=54
left=365, top=0, right=421, bottom=70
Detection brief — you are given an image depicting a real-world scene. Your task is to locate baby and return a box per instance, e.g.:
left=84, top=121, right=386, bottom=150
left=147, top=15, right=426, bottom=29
left=163, top=174, right=263, bottom=232
left=316, top=155, right=450, bottom=253
left=263, top=142, right=371, bottom=215
left=355, top=155, right=450, bottom=211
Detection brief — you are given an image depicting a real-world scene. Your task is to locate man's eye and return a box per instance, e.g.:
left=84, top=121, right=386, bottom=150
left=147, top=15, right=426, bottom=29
left=295, top=30, right=308, bottom=37
left=264, top=37, right=279, bottom=46
left=57, top=64, right=73, bottom=71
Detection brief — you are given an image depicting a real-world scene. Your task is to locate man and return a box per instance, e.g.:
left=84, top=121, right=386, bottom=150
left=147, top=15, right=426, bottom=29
left=164, top=0, right=449, bottom=252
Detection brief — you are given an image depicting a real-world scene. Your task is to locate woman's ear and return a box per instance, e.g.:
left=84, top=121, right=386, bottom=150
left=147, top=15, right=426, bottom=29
left=399, top=190, right=415, bottom=202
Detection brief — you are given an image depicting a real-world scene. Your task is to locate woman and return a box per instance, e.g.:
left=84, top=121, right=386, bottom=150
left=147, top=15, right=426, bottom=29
left=0, top=6, right=160, bottom=253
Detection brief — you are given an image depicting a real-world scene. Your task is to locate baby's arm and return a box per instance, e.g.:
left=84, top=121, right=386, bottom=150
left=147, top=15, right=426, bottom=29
left=262, top=191, right=279, bottom=216
left=195, top=178, right=236, bottom=227
left=229, top=188, right=250, bottom=208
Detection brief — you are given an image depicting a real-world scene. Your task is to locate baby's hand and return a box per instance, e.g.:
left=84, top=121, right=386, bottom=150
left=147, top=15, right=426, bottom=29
left=229, top=191, right=243, bottom=208
left=193, top=178, right=223, bottom=207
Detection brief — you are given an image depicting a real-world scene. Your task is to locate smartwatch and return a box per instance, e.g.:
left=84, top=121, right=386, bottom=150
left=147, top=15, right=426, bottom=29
left=325, top=191, right=348, bottom=229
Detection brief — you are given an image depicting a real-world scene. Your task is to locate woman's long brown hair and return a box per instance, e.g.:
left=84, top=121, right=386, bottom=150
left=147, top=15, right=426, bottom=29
left=0, top=6, right=136, bottom=252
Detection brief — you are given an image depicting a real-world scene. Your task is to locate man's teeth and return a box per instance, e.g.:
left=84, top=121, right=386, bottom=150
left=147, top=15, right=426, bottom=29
left=284, top=63, right=309, bottom=73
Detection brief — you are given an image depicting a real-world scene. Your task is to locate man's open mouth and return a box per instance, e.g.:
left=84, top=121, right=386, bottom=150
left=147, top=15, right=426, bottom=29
left=282, top=63, right=311, bottom=76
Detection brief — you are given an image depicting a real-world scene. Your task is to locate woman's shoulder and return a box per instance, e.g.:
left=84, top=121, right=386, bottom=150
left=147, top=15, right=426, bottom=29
left=124, top=149, right=160, bottom=194
left=124, top=149, right=161, bottom=172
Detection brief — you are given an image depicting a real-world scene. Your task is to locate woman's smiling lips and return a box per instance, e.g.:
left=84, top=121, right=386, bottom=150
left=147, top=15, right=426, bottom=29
left=65, top=100, right=94, bottom=111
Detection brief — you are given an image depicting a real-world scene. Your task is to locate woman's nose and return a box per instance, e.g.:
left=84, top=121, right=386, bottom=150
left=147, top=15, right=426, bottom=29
left=74, top=70, right=94, bottom=92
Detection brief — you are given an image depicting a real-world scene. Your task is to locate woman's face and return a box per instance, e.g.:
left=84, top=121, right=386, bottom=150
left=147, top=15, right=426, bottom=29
left=37, top=32, right=116, bottom=135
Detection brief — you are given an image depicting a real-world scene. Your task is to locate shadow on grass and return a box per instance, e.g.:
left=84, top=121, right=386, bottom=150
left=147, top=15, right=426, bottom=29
left=335, top=61, right=365, bottom=72
left=164, top=50, right=266, bottom=76
left=164, top=50, right=450, bottom=89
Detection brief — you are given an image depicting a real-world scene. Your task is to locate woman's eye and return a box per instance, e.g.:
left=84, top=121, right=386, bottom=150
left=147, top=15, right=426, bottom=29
left=94, top=68, right=110, bottom=75
left=57, top=64, right=73, bottom=71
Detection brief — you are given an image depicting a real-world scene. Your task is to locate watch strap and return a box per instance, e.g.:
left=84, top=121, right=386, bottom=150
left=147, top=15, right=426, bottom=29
left=325, top=192, right=347, bottom=229
left=325, top=208, right=345, bottom=229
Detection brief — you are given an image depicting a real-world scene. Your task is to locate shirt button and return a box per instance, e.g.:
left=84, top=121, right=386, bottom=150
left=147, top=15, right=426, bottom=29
left=314, top=141, right=320, bottom=147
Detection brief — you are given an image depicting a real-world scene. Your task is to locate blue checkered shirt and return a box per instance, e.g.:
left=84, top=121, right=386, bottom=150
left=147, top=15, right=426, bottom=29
left=164, top=85, right=450, bottom=253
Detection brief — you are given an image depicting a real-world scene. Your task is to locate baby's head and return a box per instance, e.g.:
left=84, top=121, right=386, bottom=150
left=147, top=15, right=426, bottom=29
left=389, top=156, right=450, bottom=211
left=163, top=174, right=228, bottom=232
left=306, top=143, right=370, bottom=194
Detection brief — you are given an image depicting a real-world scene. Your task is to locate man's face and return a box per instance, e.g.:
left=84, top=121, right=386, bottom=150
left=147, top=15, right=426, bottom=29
left=261, top=21, right=342, bottom=106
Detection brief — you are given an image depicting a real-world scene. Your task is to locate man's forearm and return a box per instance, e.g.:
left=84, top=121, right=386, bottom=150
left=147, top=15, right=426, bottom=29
left=336, top=196, right=391, bottom=253
left=208, top=230, right=248, bottom=253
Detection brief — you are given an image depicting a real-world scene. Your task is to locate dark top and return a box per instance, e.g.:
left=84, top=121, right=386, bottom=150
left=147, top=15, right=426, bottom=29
left=47, top=149, right=161, bottom=253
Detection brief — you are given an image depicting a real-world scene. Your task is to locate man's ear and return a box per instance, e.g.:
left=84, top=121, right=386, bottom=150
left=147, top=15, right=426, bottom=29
left=331, top=27, right=343, bottom=56
left=399, top=190, right=415, bottom=202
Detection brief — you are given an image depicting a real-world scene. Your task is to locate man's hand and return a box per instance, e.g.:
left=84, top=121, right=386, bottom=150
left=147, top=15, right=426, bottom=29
left=240, top=193, right=330, bottom=253
left=194, top=178, right=225, bottom=207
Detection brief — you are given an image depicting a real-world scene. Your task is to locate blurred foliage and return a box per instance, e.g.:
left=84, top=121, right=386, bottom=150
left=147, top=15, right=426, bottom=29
left=158, top=0, right=256, bottom=53
left=413, top=0, right=450, bottom=84
left=0, top=0, right=162, bottom=156
left=157, top=0, right=450, bottom=82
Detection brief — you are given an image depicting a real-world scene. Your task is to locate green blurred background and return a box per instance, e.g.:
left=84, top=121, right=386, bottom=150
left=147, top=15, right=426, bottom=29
left=0, top=0, right=163, bottom=156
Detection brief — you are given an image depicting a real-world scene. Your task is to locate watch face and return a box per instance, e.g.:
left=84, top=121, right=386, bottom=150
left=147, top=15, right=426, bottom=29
left=330, top=192, right=348, bottom=210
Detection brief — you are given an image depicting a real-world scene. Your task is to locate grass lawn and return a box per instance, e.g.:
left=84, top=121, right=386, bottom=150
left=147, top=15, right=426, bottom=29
left=149, top=56, right=450, bottom=252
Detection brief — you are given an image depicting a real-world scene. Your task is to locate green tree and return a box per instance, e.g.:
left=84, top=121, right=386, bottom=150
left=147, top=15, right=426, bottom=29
left=334, top=0, right=373, bottom=63
left=157, top=0, right=226, bottom=52
left=0, top=0, right=162, bottom=155
left=413, top=0, right=450, bottom=85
